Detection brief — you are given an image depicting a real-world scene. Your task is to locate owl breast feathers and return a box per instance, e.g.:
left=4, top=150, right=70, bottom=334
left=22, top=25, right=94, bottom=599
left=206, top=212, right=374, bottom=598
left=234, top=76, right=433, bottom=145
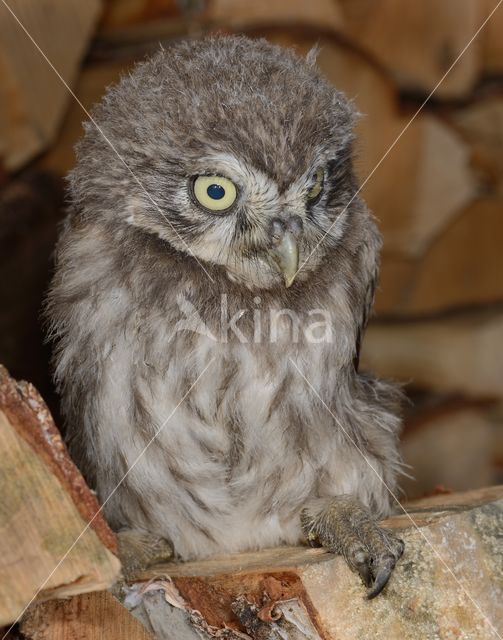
left=46, top=35, right=402, bottom=561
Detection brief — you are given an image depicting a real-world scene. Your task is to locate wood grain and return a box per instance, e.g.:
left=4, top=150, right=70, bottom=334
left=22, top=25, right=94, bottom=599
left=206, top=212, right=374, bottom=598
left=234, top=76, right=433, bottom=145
left=0, top=366, right=120, bottom=627
left=21, top=592, right=153, bottom=640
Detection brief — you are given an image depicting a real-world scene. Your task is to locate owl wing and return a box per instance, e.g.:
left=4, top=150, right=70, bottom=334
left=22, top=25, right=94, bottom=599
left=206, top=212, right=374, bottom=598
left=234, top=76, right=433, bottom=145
left=353, top=248, right=378, bottom=373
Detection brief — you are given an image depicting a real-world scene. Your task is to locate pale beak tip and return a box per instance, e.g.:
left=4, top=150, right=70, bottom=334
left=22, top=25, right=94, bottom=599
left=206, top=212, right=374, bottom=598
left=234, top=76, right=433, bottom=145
left=269, top=230, right=300, bottom=289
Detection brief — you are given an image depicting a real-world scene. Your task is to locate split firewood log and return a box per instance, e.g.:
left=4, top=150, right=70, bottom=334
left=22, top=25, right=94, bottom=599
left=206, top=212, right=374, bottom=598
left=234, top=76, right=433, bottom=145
left=401, top=398, right=498, bottom=498
left=481, top=0, right=503, bottom=75
left=0, top=0, right=102, bottom=170
left=0, top=366, right=121, bottom=628
left=207, top=0, right=344, bottom=33
left=335, top=0, right=481, bottom=98
left=361, top=309, right=503, bottom=398
left=376, top=198, right=503, bottom=316
left=450, top=96, right=503, bottom=196
left=21, top=591, right=153, bottom=640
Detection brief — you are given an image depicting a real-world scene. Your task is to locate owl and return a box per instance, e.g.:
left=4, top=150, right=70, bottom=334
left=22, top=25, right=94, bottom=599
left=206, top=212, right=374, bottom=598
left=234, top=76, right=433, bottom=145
left=47, top=35, right=404, bottom=599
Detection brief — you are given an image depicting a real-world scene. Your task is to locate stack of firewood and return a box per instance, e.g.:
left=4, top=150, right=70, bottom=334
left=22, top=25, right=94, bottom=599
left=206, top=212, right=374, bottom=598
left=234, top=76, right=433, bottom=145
left=1, top=3, right=503, bottom=637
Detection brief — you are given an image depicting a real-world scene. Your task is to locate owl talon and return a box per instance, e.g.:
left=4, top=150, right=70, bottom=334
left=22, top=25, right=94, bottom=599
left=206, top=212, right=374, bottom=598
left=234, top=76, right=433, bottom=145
left=353, top=548, right=373, bottom=588
left=301, top=496, right=404, bottom=598
left=117, top=528, right=173, bottom=581
left=366, top=554, right=397, bottom=599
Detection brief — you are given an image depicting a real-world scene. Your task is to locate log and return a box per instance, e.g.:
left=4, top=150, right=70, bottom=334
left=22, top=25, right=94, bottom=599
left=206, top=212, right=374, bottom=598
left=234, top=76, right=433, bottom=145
left=361, top=309, right=503, bottom=398
left=21, top=591, right=154, bottom=640
left=0, top=366, right=121, bottom=627
left=0, top=0, right=102, bottom=171
left=374, top=257, right=416, bottom=316
left=378, top=114, right=475, bottom=256
left=401, top=399, right=497, bottom=498
left=131, top=486, right=503, bottom=639
left=22, top=487, right=503, bottom=639
left=335, top=0, right=481, bottom=98
left=94, top=0, right=343, bottom=61
left=208, top=0, right=343, bottom=33
left=38, top=61, right=129, bottom=176
left=376, top=198, right=503, bottom=316
left=481, top=0, right=503, bottom=74
left=495, top=405, right=503, bottom=482
left=450, top=97, right=503, bottom=196
left=101, top=0, right=184, bottom=30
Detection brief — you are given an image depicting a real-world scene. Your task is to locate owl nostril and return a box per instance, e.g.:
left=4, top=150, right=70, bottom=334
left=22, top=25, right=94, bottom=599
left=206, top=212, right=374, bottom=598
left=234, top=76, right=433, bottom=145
left=288, top=215, right=303, bottom=237
left=270, top=216, right=303, bottom=242
left=270, top=218, right=286, bottom=242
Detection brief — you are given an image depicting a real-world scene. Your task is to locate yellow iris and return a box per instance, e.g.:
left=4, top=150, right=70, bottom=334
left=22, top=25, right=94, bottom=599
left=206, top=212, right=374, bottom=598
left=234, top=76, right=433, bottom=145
left=193, top=175, right=237, bottom=212
left=307, top=168, right=324, bottom=202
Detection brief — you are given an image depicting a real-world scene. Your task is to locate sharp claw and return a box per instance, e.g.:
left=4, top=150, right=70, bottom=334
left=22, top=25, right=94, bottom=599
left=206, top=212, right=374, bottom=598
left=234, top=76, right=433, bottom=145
left=307, top=534, right=321, bottom=548
left=301, top=499, right=404, bottom=599
left=356, top=559, right=373, bottom=588
left=350, top=548, right=372, bottom=588
left=366, top=555, right=396, bottom=599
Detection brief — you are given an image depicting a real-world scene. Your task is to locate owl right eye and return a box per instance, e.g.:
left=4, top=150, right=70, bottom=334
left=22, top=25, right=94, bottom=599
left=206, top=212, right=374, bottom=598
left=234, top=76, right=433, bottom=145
left=306, top=167, right=324, bottom=203
left=191, top=175, right=237, bottom=213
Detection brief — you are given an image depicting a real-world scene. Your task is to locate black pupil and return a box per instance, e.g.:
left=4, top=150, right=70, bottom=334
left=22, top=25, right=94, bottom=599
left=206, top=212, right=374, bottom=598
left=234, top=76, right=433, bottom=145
left=207, top=184, right=225, bottom=200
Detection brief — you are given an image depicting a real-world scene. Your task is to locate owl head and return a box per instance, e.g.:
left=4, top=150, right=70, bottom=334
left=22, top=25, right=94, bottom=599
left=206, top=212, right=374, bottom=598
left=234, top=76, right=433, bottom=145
left=71, top=36, right=361, bottom=290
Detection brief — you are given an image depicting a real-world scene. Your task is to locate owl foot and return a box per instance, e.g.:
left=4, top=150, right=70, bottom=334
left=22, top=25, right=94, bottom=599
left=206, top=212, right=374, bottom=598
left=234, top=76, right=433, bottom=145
left=116, top=528, right=173, bottom=581
left=301, top=496, right=404, bottom=599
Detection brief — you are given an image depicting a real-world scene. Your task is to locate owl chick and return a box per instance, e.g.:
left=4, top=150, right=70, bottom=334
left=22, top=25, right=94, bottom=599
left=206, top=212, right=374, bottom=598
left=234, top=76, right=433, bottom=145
left=47, top=36, right=404, bottom=598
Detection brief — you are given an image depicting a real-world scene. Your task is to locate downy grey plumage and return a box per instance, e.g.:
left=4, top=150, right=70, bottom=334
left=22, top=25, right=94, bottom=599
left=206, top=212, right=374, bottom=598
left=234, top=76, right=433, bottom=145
left=46, top=36, right=403, bottom=569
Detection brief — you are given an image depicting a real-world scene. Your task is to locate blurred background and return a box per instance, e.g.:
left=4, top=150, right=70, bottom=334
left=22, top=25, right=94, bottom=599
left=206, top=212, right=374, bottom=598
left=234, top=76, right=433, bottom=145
left=0, top=0, right=502, bottom=500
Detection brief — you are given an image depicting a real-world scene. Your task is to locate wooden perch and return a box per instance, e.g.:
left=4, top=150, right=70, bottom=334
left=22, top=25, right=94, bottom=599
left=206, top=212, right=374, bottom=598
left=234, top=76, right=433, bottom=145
left=0, top=366, right=121, bottom=627
left=21, top=487, right=503, bottom=639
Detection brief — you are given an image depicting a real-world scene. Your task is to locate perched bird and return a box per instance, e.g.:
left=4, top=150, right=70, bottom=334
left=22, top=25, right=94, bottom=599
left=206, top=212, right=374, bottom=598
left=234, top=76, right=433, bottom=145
left=47, top=35, right=404, bottom=598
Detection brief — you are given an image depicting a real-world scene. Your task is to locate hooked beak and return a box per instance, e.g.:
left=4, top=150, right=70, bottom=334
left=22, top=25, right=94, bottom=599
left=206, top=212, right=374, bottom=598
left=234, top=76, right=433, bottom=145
left=269, top=229, right=300, bottom=288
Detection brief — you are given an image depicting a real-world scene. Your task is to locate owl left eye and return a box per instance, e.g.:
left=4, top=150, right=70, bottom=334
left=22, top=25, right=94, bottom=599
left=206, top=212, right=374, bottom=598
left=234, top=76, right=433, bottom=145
left=307, top=167, right=324, bottom=203
left=192, top=175, right=237, bottom=212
